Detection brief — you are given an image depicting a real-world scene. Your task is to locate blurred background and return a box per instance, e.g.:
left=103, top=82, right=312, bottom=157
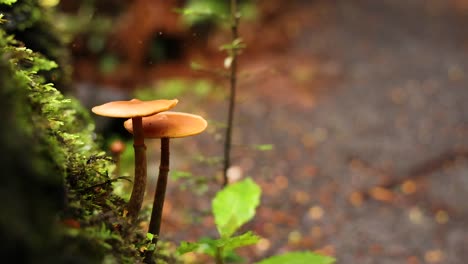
left=23, top=0, right=468, bottom=263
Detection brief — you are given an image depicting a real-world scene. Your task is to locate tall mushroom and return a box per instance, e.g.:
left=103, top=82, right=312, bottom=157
left=123, top=111, right=207, bottom=259
left=92, top=99, right=178, bottom=220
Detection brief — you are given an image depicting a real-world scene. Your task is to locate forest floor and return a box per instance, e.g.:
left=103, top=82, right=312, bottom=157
left=78, top=0, right=468, bottom=263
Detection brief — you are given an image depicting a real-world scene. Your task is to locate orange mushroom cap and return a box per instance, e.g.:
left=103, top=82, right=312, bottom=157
left=92, top=99, right=178, bottom=118
left=124, top=112, right=208, bottom=138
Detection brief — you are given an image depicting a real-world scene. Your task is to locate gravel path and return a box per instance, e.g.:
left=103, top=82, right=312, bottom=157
left=226, top=1, right=468, bottom=263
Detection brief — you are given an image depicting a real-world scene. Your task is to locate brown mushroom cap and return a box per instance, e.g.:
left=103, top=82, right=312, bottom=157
left=92, top=99, right=178, bottom=118
left=110, top=139, right=126, bottom=154
left=124, top=112, right=208, bottom=138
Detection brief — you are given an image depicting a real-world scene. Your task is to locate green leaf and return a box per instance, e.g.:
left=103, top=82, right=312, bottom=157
left=219, top=38, right=246, bottom=52
left=146, top=233, right=154, bottom=241
left=0, top=0, right=17, bottom=5
left=177, top=0, right=228, bottom=25
left=177, top=241, right=202, bottom=255
left=256, top=252, right=336, bottom=264
left=219, top=231, right=260, bottom=251
left=136, top=79, right=187, bottom=99
left=190, top=61, right=204, bottom=71
left=177, top=232, right=260, bottom=257
left=177, top=238, right=220, bottom=256
left=195, top=237, right=219, bottom=256
left=170, top=170, right=192, bottom=180
left=212, top=178, right=261, bottom=237
left=193, top=80, right=213, bottom=96
left=253, top=144, right=274, bottom=151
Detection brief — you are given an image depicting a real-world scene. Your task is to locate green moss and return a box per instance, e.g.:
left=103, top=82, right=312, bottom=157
left=0, top=9, right=149, bottom=264
left=0, top=0, right=72, bottom=91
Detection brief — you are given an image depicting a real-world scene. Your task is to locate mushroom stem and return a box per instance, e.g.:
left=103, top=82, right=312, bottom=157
left=127, top=116, right=147, bottom=220
left=145, top=137, right=170, bottom=261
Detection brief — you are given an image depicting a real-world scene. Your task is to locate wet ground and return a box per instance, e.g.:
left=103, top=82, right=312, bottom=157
left=83, top=0, right=468, bottom=263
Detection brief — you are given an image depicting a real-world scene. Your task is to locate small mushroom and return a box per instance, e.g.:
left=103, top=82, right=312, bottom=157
left=92, top=99, right=178, bottom=220
left=124, top=112, right=207, bottom=252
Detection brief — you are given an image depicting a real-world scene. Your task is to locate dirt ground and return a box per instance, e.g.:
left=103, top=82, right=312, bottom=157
left=81, top=0, right=468, bottom=263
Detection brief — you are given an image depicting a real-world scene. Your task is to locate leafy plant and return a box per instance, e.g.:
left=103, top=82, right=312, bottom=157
left=176, top=178, right=336, bottom=263
left=179, top=0, right=248, bottom=186
left=177, top=178, right=261, bottom=263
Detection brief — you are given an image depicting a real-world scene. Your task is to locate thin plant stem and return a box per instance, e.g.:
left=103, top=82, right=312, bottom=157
left=222, top=0, right=239, bottom=187
left=127, top=117, right=147, bottom=220
left=145, top=137, right=170, bottom=263
left=215, top=246, right=225, bottom=264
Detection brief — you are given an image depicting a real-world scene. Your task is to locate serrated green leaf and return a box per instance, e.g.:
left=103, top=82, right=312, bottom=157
left=256, top=251, right=336, bottom=264
left=219, top=231, right=260, bottom=251
left=196, top=237, right=219, bottom=256
left=212, top=177, right=261, bottom=237
left=177, top=234, right=257, bottom=258
left=177, top=239, right=219, bottom=256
